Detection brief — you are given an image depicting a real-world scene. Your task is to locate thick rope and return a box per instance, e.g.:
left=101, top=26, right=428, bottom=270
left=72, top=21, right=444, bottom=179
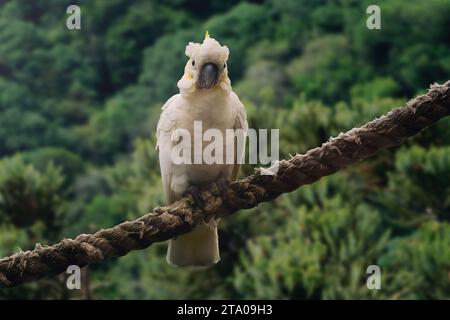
left=0, top=81, right=449, bottom=288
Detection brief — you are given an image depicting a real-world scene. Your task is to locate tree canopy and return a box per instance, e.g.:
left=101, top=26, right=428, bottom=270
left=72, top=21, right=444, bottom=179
left=0, top=0, right=449, bottom=299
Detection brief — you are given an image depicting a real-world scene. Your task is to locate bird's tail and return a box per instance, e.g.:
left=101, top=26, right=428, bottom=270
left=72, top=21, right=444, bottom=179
left=167, top=221, right=220, bottom=267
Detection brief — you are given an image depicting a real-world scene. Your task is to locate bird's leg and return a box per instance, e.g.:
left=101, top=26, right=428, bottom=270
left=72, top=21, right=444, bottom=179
left=214, top=177, right=229, bottom=199
left=183, top=185, right=205, bottom=209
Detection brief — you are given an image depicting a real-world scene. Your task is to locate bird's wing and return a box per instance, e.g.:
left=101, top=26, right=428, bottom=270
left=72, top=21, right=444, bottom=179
left=156, top=95, right=182, bottom=204
left=230, top=92, right=248, bottom=181
left=156, top=95, right=178, bottom=149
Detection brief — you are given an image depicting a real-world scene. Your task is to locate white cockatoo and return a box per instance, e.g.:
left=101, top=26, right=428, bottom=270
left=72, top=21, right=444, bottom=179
left=156, top=32, right=248, bottom=267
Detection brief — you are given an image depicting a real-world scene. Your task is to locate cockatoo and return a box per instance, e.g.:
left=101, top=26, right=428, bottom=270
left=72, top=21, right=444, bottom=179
left=156, top=32, right=248, bottom=267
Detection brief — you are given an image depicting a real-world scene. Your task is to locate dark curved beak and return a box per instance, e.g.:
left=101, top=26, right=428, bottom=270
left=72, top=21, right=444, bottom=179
left=198, top=63, right=218, bottom=89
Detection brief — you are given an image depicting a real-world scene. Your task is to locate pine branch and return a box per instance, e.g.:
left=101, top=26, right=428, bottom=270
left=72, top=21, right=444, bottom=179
left=0, top=81, right=449, bottom=288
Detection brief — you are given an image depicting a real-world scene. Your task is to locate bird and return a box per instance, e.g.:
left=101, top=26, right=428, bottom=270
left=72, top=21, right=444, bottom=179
left=156, top=32, right=248, bottom=267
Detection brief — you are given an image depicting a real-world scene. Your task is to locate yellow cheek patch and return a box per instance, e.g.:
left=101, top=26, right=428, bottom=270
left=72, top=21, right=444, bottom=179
left=185, top=72, right=193, bottom=80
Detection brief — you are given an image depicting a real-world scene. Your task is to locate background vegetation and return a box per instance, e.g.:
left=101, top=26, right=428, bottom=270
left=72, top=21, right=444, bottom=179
left=0, top=0, right=449, bottom=299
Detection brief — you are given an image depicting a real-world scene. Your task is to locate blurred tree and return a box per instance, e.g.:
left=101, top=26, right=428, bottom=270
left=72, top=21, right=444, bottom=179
left=287, top=35, right=357, bottom=103
left=0, top=0, right=449, bottom=300
left=204, top=2, right=273, bottom=80
left=0, top=155, right=68, bottom=299
left=23, top=147, right=85, bottom=189
left=233, top=196, right=390, bottom=299
left=105, top=1, right=193, bottom=88
left=380, top=221, right=450, bottom=299
left=0, top=156, right=63, bottom=233
left=139, top=30, right=198, bottom=102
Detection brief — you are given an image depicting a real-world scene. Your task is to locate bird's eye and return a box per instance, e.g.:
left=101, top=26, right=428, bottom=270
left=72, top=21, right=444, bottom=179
left=192, top=60, right=195, bottom=66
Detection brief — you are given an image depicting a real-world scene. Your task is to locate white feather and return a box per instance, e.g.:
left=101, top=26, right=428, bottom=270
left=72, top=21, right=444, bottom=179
left=156, top=37, right=248, bottom=267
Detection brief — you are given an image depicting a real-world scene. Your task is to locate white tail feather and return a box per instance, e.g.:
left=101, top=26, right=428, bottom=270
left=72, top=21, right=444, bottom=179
left=167, top=222, right=220, bottom=267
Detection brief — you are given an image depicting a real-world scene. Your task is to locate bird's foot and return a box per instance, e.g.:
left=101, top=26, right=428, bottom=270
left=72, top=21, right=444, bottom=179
left=183, top=185, right=204, bottom=209
left=214, top=177, right=229, bottom=199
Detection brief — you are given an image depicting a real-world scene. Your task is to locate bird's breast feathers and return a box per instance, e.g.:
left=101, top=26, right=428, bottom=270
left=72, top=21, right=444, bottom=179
left=156, top=87, right=247, bottom=201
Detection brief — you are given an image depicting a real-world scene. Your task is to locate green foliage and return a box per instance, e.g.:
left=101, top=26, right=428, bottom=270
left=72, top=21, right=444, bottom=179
left=139, top=29, right=198, bottom=101
left=23, top=147, right=84, bottom=188
left=105, top=1, right=192, bottom=88
left=0, top=156, right=63, bottom=230
left=233, top=197, right=390, bottom=299
left=375, top=146, right=450, bottom=229
left=380, top=222, right=450, bottom=299
left=75, top=96, right=151, bottom=162
left=288, top=35, right=357, bottom=103
left=204, top=2, right=273, bottom=80
left=0, top=155, right=67, bottom=299
left=0, top=0, right=449, bottom=299
left=0, top=224, right=28, bottom=257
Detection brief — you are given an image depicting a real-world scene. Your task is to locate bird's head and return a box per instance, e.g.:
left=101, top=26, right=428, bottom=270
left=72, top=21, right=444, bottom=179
left=178, top=32, right=231, bottom=95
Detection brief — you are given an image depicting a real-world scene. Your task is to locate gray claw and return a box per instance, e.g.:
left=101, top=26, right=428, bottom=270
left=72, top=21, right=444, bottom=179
left=184, top=185, right=205, bottom=208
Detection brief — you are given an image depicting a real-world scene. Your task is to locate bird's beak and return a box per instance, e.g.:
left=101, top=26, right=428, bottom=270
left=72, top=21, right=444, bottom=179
left=198, top=63, right=219, bottom=89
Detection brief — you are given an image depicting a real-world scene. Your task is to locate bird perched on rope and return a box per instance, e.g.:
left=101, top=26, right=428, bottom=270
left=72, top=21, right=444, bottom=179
left=156, top=32, right=248, bottom=267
